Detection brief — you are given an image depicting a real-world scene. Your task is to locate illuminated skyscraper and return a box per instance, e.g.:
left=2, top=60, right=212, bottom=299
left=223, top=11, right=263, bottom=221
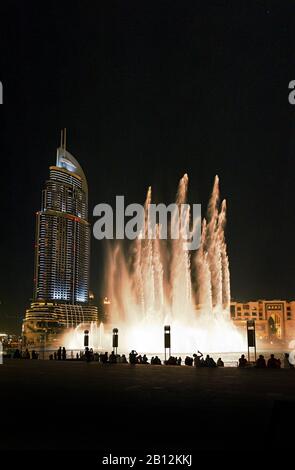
left=34, top=131, right=90, bottom=303
left=23, top=131, right=98, bottom=347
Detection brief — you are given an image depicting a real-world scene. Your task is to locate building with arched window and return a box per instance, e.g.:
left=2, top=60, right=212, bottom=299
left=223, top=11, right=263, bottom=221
left=230, top=299, right=295, bottom=345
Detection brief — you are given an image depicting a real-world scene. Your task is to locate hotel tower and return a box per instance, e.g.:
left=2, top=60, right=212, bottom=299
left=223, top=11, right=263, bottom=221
left=23, top=131, right=98, bottom=347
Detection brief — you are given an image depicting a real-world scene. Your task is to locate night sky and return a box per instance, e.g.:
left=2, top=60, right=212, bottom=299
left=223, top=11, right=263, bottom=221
left=1, top=1, right=295, bottom=333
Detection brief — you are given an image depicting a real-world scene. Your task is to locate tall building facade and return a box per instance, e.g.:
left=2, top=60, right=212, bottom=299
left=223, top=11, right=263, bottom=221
left=23, top=131, right=98, bottom=347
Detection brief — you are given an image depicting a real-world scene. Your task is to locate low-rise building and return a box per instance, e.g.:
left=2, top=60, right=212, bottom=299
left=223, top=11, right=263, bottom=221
left=230, top=299, right=295, bottom=345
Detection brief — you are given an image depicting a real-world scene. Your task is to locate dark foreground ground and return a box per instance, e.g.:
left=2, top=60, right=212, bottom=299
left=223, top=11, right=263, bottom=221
left=0, top=360, right=294, bottom=457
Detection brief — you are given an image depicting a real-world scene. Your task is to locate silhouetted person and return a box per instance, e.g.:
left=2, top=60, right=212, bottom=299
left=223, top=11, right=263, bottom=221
left=267, top=354, right=278, bottom=369
left=256, top=355, right=266, bottom=368
left=13, top=349, right=21, bottom=359
left=129, top=350, right=137, bottom=364
left=101, top=352, right=108, bottom=363
left=238, top=354, right=248, bottom=368
left=217, top=358, right=224, bottom=367
left=167, top=356, right=177, bottom=365
left=154, top=355, right=161, bottom=365
left=185, top=356, right=193, bottom=366
left=24, top=349, right=30, bottom=359
left=109, top=351, right=117, bottom=363
left=49, top=354, right=53, bottom=360
left=121, top=354, right=128, bottom=364
left=32, top=350, right=38, bottom=359
left=54, top=352, right=57, bottom=360
left=177, top=357, right=182, bottom=366
left=193, top=351, right=203, bottom=367
left=206, top=355, right=217, bottom=368
left=142, top=354, right=149, bottom=364
left=204, top=354, right=217, bottom=367
left=62, top=347, right=67, bottom=361
left=204, top=355, right=210, bottom=366
left=283, top=353, right=294, bottom=368
left=85, top=347, right=91, bottom=362
left=94, top=352, right=99, bottom=361
left=284, top=353, right=289, bottom=368
left=57, top=347, right=62, bottom=361
left=199, top=357, right=205, bottom=367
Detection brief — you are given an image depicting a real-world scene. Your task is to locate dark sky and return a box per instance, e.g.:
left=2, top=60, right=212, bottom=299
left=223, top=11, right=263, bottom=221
left=1, top=1, right=295, bottom=333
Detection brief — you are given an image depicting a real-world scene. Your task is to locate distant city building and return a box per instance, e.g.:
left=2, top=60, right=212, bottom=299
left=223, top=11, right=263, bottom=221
left=230, top=300, right=295, bottom=344
left=0, top=334, right=22, bottom=351
left=23, top=131, right=98, bottom=347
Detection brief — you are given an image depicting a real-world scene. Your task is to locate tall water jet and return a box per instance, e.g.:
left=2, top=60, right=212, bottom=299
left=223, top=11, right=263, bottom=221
left=194, top=175, right=232, bottom=317
left=102, top=174, right=244, bottom=353
left=219, top=199, right=231, bottom=311
left=195, top=219, right=213, bottom=313
left=170, top=174, right=192, bottom=321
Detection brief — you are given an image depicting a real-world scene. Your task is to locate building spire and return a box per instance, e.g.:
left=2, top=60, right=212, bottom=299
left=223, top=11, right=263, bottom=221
left=60, top=128, right=67, bottom=150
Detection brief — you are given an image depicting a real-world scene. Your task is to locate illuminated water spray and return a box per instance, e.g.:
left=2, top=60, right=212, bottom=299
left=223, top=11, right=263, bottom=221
left=101, top=175, right=244, bottom=353
left=64, top=175, right=244, bottom=352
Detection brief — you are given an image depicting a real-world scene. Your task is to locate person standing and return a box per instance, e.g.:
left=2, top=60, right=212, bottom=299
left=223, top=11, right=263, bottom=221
left=62, top=347, right=67, bottom=361
left=57, top=347, right=62, bottom=360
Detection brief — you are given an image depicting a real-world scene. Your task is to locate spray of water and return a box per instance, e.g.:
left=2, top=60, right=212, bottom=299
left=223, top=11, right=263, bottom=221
left=97, top=175, right=245, bottom=353
left=63, top=175, right=244, bottom=353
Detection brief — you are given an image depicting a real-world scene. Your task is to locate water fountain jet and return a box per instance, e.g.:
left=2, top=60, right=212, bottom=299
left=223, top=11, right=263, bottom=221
left=101, top=175, right=244, bottom=354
